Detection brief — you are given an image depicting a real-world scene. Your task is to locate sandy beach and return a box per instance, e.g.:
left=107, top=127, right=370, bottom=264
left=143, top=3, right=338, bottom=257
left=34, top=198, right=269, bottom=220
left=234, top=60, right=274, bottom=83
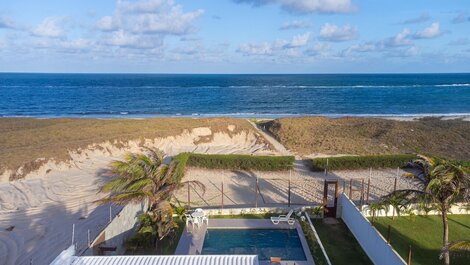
left=0, top=118, right=273, bottom=265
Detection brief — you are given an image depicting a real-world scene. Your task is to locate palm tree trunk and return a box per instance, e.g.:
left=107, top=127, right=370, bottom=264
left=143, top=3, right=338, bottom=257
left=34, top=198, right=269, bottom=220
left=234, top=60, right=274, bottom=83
left=442, top=208, right=450, bottom=265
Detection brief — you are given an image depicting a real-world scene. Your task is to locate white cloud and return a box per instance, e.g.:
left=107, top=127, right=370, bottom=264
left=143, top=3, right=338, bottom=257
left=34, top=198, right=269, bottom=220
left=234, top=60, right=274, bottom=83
left=32, top=16, right=67, bottom=38
left=319, top=23, right=358, bottom=42
left=0, top=16, right=16, bottom=29
left=104, top=30, right=163, bottom=49
left=305, top=42, right=331, bottom=56
left=375, top=28, right=413, bottom=48
left=95, top=16, right=117, bottom=32
left=233, top=0, right=355, bottom=14
left=287, top=32, right=311, bottom=47
left=340, top=29, right=418, bottom=58
left=33, top=38, right=96, bottom=54
left=414, top=22, right=441, bottom=39
left=95, top=0, right=204, bottom=35
left=279, top=20, right=311, bottom=30
left=237, top=42, right=273, bottom=56
left=237, top=32, right=311, bottom=56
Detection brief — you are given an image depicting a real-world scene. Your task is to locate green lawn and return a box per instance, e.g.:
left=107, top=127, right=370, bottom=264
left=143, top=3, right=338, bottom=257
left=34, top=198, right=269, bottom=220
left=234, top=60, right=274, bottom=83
left=312, top=219, right=373, bottom=265
left=373, top=215, right=470, bottom=265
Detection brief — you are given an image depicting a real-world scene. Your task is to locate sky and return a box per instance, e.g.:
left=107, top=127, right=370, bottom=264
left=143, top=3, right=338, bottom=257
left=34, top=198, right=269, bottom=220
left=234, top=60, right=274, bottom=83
left=0, top=0, right=469, bottom=73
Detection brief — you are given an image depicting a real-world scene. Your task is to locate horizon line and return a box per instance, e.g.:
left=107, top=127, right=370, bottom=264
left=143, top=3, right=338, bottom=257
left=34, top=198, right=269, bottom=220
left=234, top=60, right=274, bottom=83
left=1, top=71, right=470, bottom=75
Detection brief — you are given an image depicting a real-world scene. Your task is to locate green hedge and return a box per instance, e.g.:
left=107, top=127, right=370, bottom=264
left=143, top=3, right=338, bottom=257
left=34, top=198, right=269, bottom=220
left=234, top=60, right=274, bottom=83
left=187, top=153, right=294, bottom=171
left=173, top=153, right=190, bottom=183
left=310, top=154, right=417, bottom=171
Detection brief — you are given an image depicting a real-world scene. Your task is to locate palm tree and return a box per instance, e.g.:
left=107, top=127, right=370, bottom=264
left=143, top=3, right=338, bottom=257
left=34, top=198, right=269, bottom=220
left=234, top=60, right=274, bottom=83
left=368, top=202, right=386, bottom=224
left=382, top=192, right=408, bottom=220
left=441, top=240, right=470, bottom=261
left=99, top=148, right=204, bottom=247
left=311, top=205, right=327, bottom=218
left=383, top=155, right=470, bottom=265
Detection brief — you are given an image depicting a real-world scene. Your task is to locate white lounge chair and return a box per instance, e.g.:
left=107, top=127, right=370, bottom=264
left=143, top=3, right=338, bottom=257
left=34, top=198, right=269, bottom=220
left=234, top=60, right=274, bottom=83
left=202, top=214, right=209, bottom=225
left=185, top=214, right=194, bottom=228
left=271, top=209, right=295, bottom=225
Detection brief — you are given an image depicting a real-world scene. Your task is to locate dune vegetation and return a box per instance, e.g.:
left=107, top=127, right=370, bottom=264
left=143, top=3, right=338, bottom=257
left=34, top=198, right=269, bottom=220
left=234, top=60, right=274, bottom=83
left=0, top=117, right=267, bottom=180
left=261, top=117, right=470, bottom=160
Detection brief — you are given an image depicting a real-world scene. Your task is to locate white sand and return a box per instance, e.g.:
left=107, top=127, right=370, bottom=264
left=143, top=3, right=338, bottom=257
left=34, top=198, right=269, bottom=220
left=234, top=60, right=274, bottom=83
left=174, top=166, right=416, bottom=208
left=0, top=127, right=274, bottom=265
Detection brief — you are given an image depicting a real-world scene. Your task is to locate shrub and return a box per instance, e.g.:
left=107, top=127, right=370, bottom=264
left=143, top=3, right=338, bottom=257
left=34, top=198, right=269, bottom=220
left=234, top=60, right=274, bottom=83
left=187, top=153, right=294, bottom=171
left=309, top=154, right=417, bottom=171
left=173, top=153, right=190, bottom=182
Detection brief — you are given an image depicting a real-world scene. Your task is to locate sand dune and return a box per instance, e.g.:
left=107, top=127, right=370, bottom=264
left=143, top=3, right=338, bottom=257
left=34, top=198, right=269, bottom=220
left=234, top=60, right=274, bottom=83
left=0, top=125, right=274, bottom=265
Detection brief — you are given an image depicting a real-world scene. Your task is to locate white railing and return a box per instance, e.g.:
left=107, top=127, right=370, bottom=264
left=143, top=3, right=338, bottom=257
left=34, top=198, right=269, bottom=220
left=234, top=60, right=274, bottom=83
left=340, top=193, right=406, bottom=265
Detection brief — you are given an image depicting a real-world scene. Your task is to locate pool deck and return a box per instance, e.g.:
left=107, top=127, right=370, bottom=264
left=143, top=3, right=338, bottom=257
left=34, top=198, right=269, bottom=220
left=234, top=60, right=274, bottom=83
left=175, top=218, right=315, bottom=265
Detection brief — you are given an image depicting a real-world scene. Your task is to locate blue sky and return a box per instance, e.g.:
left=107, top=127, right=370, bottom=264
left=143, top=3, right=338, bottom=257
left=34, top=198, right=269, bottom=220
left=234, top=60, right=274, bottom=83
left=0, top=0, right=469, bottom=73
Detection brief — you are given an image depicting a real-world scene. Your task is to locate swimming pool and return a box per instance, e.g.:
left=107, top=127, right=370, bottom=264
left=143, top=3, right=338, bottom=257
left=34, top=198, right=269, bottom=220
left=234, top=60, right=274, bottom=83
left=201, top=229, right=307, bottom=261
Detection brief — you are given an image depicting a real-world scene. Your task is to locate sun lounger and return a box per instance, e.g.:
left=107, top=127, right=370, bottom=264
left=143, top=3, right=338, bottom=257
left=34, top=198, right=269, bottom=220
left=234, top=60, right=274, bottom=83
left=270, top=257, right=281, bottom=264
left=271, top=209, right=295, bottom=225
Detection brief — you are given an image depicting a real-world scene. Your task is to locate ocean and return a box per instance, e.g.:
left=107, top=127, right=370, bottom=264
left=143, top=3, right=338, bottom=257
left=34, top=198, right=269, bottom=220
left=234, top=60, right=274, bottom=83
left=1, top=73, right=470, bottom=118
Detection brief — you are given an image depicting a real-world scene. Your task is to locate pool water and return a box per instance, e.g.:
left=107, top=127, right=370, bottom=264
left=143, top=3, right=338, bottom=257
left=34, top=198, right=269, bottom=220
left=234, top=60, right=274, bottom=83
left=201, top=229, right=307, bottom=261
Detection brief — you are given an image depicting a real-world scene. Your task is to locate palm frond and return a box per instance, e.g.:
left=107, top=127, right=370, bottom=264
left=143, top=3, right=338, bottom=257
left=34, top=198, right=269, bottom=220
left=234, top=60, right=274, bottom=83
left=99, top=177, right=130, bottom=193
left=441, top=240, right=470, bottom=259
left=98, top=191, right=148, bottom=205
left=124, top=178, right=154, bottom=192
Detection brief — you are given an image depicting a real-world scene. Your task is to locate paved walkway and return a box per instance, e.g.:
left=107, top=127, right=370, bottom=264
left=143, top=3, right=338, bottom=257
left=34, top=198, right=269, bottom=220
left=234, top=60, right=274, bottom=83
left=175, top=218, right=314, bottom=265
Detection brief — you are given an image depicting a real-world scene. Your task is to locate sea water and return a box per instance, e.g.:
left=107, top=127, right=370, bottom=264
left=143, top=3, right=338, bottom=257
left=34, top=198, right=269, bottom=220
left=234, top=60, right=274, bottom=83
left=1, top=73, right=470, bottom=118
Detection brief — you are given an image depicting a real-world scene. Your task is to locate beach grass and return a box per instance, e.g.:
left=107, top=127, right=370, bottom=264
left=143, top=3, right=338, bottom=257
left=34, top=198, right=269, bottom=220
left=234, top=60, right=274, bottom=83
left=372, top=215, right=470, bottom=265
left=261, top=117, right=470, bottom=160
left=0, top=117, right=266, bottom=179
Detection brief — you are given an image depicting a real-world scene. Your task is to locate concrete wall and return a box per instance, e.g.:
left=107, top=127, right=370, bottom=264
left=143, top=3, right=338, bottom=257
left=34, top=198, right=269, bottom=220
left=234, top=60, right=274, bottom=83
left=83, top=201, right=148, bottom=256
left=340, top=194, right=406, bottom=265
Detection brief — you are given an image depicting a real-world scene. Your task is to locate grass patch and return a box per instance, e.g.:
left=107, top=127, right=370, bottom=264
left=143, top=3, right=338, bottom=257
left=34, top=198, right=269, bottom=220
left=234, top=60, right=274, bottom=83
left=313, top=219, right=373, bottom=265
left=186, top=153, right=294, bottom=171
left=372, top=215, right=470, bottom=265
left=310, top=154, right=416, bottom=171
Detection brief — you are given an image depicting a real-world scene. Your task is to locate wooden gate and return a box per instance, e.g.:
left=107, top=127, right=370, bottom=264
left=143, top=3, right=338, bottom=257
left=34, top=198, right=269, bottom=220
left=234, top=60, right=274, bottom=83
left=323, top=179, right=339, bottom=218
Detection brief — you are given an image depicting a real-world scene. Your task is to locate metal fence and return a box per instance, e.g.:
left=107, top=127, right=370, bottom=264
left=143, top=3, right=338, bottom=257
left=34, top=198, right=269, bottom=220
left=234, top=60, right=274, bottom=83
left=173, top=167, right=414, bottom=210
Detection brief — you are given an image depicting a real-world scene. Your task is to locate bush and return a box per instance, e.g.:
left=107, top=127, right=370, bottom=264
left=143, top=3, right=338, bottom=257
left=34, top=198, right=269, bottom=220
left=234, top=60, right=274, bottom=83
left=187, top=153, right=294, bottom=171
left=173, top=153, right=190, bottom=183
left=310, top=154, right=417, bottom=171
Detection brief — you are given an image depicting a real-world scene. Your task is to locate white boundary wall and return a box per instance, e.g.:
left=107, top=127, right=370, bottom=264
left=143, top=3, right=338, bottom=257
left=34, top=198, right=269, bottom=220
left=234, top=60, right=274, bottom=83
left=340, top=194, right=406, bottom=265
left=83, top=201, right=148, bottom=255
